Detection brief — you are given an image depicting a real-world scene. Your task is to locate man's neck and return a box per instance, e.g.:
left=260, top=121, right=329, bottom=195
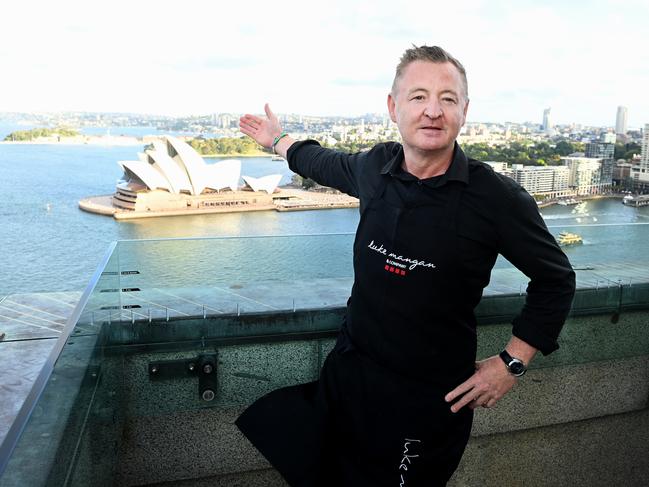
left=401, top=145, right=455, bottom=179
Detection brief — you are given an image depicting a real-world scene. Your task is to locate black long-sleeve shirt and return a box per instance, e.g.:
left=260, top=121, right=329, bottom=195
left=288, top=140, right=576, bottom=356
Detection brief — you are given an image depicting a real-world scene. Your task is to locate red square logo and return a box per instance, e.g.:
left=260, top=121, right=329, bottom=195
left=400, top=270, right=406, bottom=276
left=389, top=267, right=395, bottom=272
left=384, top=265, right=390, bottom=271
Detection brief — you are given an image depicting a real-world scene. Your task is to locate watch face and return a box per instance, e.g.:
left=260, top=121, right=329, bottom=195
left=510, top=360, right=526, bottom=376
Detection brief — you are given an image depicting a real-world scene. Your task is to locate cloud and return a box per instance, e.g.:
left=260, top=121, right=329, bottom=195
left=1, top=0, right=648, bottom=124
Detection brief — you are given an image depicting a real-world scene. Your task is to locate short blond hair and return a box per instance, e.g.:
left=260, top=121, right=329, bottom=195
left=392, top=45, right=468, bottom=99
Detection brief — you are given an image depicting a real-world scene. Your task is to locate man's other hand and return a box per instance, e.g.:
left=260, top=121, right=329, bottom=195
left=239, top=103, right=282, bottom=149
left=444, top=356, right=517, bottom=413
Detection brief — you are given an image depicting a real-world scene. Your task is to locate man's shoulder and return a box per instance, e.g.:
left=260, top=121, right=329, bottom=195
left=366, top=141, right=401, bottom=159
left=466, top=158, right=525, bottom=199
left=352, top=141, right=401, bottom=171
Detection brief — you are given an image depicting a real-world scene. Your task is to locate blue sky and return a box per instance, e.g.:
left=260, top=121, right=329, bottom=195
left=1, top=0, right=647, bottom=127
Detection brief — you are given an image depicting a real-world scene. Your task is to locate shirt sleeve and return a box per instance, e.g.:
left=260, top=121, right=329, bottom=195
left=286, top=140, right=365, bottom=197
left=495, top=182, right=576, bottom=355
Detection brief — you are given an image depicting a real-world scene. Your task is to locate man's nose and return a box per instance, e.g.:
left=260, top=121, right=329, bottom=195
left=424, top=100, right=443, bottom=119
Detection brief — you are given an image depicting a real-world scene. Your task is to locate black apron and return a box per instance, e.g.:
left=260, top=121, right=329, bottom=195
left=236, top=173, right=475, bottom=487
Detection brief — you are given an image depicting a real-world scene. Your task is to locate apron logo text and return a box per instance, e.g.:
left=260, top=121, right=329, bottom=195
left=399, top=438, right=421, bottom=486
left=368, top=240, right=437, bottom=272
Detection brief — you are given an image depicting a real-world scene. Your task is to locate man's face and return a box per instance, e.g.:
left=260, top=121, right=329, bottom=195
left=388, top=61, right=469, bottom=157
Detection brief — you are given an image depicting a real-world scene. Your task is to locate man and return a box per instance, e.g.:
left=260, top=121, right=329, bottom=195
left=236, top=46, right=575, bottom=486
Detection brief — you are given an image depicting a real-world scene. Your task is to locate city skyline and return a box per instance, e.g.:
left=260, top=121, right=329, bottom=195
left=1, top=0, right=648, bottom=127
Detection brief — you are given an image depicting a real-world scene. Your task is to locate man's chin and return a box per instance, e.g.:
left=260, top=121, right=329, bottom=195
left=410, top=139, right=452, bottom=153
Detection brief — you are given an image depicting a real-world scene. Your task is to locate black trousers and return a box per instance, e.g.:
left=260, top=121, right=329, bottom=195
left=236, top=349, right=473, bottom=487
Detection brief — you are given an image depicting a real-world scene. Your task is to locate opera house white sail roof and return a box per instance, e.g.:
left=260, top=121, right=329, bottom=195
left=117, top=136, right=281, bottom=195
left=242, top=175, right=283, bottom=194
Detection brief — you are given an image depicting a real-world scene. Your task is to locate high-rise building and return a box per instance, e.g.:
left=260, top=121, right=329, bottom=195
left=640, top=123, right=649, bottom=177
left=634, top=123, right=649, bottom=188
left=642, top=124, right=649, bottom=169
left=616, top=106, right=628, bottom=136
left=542, top=108, right=553, bottom=132
left=586, top=139, right=615, bottom=191
left=218, top=114, right=232, bottom=129
left=562, top=157, right=603, bottom=195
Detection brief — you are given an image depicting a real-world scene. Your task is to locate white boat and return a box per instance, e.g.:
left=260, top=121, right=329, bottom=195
left=558, top=198, right=579, bottom=206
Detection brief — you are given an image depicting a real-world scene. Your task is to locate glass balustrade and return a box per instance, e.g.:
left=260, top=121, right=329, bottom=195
left=0, top=233, right=648, bottom=486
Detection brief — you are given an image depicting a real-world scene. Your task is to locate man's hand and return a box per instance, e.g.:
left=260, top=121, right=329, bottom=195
left=239, top=103, right=283, bottom=149
left=444, top=356, right=517, bottom=413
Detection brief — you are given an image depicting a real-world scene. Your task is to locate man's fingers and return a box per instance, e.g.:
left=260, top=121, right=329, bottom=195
left=240, top=119, right=257, bottom=131
left=241, top=114, right=263, bottom=125
left=240, top=126, right=254, bottom=137
left=239, top=124, right=256, bottom=138
left=445, top=378, right=475, bottom=403
left=450, top=390, right=478, bottom=413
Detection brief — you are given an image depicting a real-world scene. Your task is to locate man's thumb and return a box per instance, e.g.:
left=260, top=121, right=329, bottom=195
left=264, top=103, right=274, bottom=119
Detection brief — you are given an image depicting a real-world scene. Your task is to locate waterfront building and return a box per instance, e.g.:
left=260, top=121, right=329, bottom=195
left=632, top=123, right=649, bottom=191
left=562, top=156, right=603, bottom=195
left=614, top=161, right=634, bottom=190
left=105, top=136, right=282, bottom=217
left=616, top=106, right=628, bottom=136
left=483, top=161, right=508, bottom=174
left=510, top=164, right=571, bottom=199
left=585, top=139, right=615, bottom=191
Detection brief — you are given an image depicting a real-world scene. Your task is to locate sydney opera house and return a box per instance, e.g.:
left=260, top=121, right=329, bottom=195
left=103, top=136, right=283, bottom=218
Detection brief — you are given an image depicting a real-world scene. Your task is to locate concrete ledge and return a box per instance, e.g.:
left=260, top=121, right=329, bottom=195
left=471, top=355, right=649, bottom=436
left=450, top=408, right=649, bottom=487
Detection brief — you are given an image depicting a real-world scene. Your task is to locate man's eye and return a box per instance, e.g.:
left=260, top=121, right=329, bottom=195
left=442, top=97, right=457, bottom=104
left=411, top=95, right=425, bottom=101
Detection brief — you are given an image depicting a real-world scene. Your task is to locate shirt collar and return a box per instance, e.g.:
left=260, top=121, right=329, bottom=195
left=380, top=142, right=469, bottom=187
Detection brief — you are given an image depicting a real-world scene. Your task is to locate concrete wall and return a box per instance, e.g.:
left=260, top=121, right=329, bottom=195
left=107, top=309, right=649, bottom=486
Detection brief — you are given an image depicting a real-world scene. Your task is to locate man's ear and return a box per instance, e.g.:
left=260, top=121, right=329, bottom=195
left=387, top=93, right=397, bottom=123
left=461, top=98, right=470, bottom=126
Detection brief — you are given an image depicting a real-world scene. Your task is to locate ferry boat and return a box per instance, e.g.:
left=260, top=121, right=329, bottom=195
left=558, top=198, right=579, bottom=206
left=557, top=231, right=583, bottom=246
left=623, top=194, right=649, bottom=207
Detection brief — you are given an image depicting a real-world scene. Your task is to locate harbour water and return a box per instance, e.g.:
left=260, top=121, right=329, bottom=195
left=1, top=139, right=648, bottom=296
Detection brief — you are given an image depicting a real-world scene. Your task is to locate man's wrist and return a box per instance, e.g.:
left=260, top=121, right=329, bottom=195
left=273, top=135, right=295, bottom=159
left=271, top=132, right=289, bottom=152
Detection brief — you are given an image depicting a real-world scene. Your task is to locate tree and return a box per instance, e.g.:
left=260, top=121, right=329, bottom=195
left=554, top=140, right=574, bottom=156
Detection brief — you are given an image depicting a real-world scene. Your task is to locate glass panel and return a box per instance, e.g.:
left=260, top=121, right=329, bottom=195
left=0, top=245, right=121, bottom=487
left=115, top=234, right=354, bottom=319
